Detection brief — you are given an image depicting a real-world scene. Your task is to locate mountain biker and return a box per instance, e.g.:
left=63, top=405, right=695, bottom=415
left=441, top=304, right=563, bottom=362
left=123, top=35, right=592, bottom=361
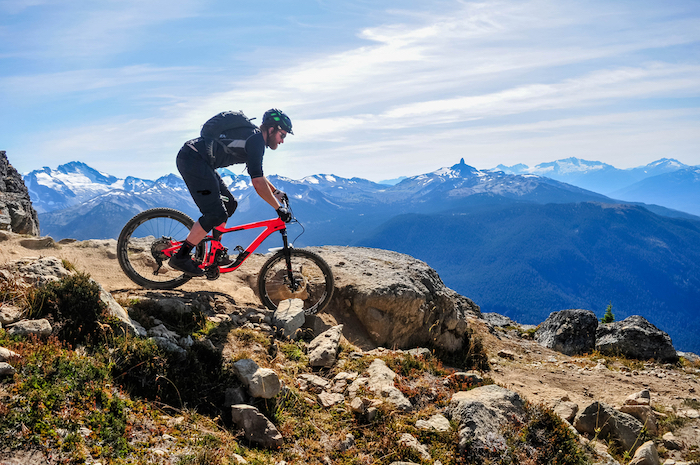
left=169, top=108, right=294, bottom=276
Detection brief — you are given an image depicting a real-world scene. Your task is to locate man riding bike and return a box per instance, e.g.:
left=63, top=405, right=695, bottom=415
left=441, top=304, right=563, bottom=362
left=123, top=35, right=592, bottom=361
left=169, top=108, right=294, bottom=277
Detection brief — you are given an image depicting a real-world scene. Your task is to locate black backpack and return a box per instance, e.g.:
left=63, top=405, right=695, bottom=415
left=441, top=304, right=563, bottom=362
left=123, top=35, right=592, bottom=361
left=200, top=111, right=258, bottom=165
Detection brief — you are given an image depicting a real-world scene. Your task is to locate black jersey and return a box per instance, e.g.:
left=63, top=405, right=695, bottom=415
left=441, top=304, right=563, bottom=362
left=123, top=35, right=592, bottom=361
left=188, top=127, right=266, bottom=178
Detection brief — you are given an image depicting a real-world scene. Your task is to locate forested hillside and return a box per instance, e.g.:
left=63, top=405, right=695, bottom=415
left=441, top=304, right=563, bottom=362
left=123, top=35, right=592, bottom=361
left=358, top=202, right=700, bottom=353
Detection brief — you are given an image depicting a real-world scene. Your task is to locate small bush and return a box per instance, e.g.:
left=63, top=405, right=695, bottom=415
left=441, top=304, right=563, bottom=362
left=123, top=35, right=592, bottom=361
left=30, top=271, right=111, bottom=346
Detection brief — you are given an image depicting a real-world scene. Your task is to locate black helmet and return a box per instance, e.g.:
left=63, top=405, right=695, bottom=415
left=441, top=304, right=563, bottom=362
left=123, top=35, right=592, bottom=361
left=262, top=108, right=293, bottom=135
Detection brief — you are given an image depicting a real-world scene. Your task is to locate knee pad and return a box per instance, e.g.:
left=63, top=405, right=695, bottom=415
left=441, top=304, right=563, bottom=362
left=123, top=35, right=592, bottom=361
left=224, top=197, right=238, bottom=218
left=199, top=208, right=229, bottom=233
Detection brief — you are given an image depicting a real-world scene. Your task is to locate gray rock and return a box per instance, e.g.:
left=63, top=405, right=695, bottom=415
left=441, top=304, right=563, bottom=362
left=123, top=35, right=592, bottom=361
left=0, top=151, right=40, bottom=236
left=482, top=312, right=517, bottom=327
left=0, top=305, right=23, bottom=325
left=148, top=324, right=180, bottom=340
left=662, top=432, right=683, bottom=450
left=624, top=389, right=651, bottom=406
left=348, top=359, right=412, bottom=411
left=19, top=237, right=56, bottom=249
left=573, top=401, right=645, bottom=455
left=398, top=433, right=430, bottom=461
left=309, top=246, right=480, bottom=352
left=416, top=414, right=451, bottom=432
left=628, top=440, right=660, bottom=465
left=619, top=404, right=657, bottom=436
left=445, top=384, right=526, bottom=453
left=272, top=299, right=306, bottom=337
left=0, top=347, right=20, bottom=362
left=230, top=404, right=283, bottom=449
left=150, top=336, right=186, bottom=355
left=158, top=298, right=189, bottom=314
left=596, top=316, right=678, bottom=362
left=6, top=256, right=70, bottom=286
left=553, top=400, right=579, bottom=424
left=96, top=281, right=141, bottom=336
left=233, top=358, right=281, bottom=399
left=297, top=373, right=331, bottom=393
left=7, top=318, right=52, bottom=337
left=0, top=361, right=17, bottom=376
left=317, top=391, right=344, bottom=408
left=308, top=325, right=343, bottom=367
left=535, top=309, right=598, bottom=355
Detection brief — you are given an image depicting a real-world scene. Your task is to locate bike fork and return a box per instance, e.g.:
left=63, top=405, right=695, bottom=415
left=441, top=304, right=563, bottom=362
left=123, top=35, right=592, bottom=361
left=280, top=229, right=299, bottom=292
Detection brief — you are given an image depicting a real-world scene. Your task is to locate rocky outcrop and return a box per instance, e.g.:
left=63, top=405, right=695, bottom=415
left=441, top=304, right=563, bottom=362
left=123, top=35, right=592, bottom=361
left=310, top=246, right=480, bottom=352
left=573, top=401, right=645, bottom=455
left=446, top=384, right=526, bottom=454
left=0, top=151, right=39, bottom=236
left=535, top=309, right=598, bottom=355
left=596, top=315, right=678, bottom=362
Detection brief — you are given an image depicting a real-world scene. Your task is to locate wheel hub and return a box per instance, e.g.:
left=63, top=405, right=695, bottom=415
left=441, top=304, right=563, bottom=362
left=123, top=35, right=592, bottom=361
left=150, top=237, right=173, bottom=262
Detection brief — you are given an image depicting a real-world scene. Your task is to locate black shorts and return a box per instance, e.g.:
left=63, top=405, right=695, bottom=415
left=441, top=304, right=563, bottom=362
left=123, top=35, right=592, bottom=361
left=176, top=144, right=236, bottom=232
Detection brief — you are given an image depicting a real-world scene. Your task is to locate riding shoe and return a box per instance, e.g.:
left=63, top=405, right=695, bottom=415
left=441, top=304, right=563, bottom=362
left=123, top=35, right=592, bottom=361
left=168, top=255, right=204, bottom=277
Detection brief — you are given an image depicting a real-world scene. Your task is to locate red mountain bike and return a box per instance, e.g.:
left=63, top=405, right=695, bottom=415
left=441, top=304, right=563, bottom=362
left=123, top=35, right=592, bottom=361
left=116, top=200, right=334, bottom=314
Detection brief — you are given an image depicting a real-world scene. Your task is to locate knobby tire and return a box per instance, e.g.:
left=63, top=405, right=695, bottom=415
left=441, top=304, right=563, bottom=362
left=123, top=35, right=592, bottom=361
left=257, top=249, right=334, bottom=315
left=117, top=208, right=204, bottom=290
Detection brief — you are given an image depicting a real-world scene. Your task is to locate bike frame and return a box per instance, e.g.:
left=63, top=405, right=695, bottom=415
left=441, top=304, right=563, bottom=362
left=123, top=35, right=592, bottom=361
left=162, top=216, right=288, bottom=273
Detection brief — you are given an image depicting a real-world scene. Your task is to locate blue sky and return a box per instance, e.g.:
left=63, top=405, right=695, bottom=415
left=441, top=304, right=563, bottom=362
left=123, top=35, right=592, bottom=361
left=1, top=0, right=699, bottom=181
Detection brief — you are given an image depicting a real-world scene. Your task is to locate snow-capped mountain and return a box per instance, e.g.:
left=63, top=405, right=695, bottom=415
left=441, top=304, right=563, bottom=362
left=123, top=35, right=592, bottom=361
left=495, top=157, right=689, bottom=195
left=27, top=157, right=698, bottom=241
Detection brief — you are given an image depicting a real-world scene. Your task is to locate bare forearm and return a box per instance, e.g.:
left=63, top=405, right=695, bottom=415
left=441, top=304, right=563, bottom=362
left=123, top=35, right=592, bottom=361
left=251, top=176, right=280, bottom=210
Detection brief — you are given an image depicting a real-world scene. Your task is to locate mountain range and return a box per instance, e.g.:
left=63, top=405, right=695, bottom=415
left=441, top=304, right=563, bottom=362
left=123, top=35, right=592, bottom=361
left=23, top=157, right=700, bottom=353
left=495, top=157, right=699, bottom=215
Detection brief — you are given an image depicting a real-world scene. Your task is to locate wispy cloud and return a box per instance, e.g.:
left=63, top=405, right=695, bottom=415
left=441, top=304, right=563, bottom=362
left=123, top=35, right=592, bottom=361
left=3, top=0, right=699, bottom=179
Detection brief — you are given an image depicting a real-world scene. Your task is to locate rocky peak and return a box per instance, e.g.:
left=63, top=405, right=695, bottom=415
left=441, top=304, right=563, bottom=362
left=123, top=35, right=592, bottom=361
left=0, top=151, right=40, bottom=235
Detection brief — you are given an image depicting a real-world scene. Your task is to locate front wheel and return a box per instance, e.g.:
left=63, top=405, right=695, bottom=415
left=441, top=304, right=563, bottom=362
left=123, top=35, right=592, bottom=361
left=117, top=208, right=205, bottom=290
left=258, top=249, right=334, bottom=314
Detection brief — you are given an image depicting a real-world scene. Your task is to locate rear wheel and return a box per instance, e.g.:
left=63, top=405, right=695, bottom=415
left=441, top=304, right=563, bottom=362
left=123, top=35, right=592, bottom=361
left=258, top=249, right=334, bottom=314
left=117, top=208, right=204, bottom=289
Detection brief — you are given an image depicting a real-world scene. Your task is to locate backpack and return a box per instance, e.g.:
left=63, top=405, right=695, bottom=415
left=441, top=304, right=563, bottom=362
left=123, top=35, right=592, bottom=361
left=200, top=111, right=258, bottom=166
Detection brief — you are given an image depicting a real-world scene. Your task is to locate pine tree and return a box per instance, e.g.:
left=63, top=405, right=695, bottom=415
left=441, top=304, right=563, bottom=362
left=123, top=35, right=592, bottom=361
left=601, top=302, right=615, bottom=324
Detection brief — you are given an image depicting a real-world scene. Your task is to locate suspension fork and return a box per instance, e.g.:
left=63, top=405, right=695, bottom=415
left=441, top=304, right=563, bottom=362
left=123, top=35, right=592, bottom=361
left=280, top=229, right=299, bottom=292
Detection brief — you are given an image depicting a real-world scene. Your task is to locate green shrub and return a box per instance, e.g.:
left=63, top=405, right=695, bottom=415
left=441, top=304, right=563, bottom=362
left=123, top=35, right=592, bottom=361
left=0, top=336, right=131, bottom=460
left=30, top=271, right=110, bottom=346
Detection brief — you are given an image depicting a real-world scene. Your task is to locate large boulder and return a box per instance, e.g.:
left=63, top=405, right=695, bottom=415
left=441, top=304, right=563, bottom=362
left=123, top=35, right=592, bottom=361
left=309, top=246, right=480, bottom=352
left=230, top=404, right=283, bottom=449
left=535, top=309, right=598, bottom=355
left=596, top=315, right=678, bottom=362
left=573, top=401, right=645, bottom=455
left=0, top=151, right=40, bottom=236
left=445, top=384, right=526, bottom=454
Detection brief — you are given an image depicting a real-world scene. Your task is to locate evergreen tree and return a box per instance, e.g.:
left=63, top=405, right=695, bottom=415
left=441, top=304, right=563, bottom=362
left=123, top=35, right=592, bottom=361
left=601, top=302, right=615, bottom=324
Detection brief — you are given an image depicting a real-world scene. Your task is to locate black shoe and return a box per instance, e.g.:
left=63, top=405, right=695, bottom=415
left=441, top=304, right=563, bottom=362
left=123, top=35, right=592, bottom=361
left=168, top=255, right=204, bottom=277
